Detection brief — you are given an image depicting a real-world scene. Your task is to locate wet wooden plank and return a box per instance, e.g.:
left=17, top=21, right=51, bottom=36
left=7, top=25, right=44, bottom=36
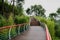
left=11, top=26, right=46, bottom=40
left=30, top=17, right=40, bottom=26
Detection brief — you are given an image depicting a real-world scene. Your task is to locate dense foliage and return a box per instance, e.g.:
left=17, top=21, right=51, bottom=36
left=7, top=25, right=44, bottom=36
left=14, top=15, right=29, bottom=24
left=35, top=16, right=60, bottom=40
left=0, top=1, right=24, bottom=18
left=55, top=20, right=60, bottom=38
left=0, top=15, right=7, bottom=27
left=35, top=16, right=55, bottom=38
left=0, top=0, right=30, bottom=40
left=0, top=0, right=29, bottom=26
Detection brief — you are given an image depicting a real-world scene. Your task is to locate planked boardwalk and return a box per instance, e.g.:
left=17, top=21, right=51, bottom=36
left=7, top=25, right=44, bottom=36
left=30, top=17, right=40, bottom=26
left=12, top=26, right=46, bottom=40
left=11, top=17, right=46, bottom=40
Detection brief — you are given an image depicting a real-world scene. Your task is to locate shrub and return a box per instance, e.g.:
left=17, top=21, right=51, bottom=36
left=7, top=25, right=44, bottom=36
left=0, top=13, right=14, bottom=27
left=35, top=16, right=47, bottom=23
left=54, top=37, right=60, bottom=40
left=14, top=15, right=29, bottom=24
left=0, top=15, right=7, bottom=27
left=0, top=29, right=9, bottom=40
left=7, top=14, right=14, bottom=25
left=10, top=27, right=17, bottom=38
left=46, top=19, right=55, bottom=39
left=55, top=23, right=60, bottom=37
left=35, top=16, right=55, bottom=39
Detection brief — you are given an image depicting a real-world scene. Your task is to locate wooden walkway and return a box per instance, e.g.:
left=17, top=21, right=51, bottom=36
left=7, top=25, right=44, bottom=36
left=30, top=17, right=40, bottom=26
left=11, top=17, right=46, bottom=40
left=12, top=26, right=46, bottom=40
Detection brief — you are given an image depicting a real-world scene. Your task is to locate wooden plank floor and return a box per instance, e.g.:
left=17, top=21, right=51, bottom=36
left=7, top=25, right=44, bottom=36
left=11, top=26, right=46, bottom=40
left=30, top=17, right=40, bottom=26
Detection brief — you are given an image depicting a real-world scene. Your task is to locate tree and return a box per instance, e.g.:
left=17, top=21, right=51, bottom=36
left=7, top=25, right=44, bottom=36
left=32, top=5, right=45, bottom=16
left=49, top=13, right=57, bottom=20
left=4, top=0, right=8, bottom=3
left=26, top=8, right=31, bottom=15
left=49, top=13, right=57, bottom=18
left=10, top=0, right=24, bottom=16
left=57, top=8, right=60, bottom=14
left=56, top=8, right=60, bottom=18
left=0, top=0, right=25, bottom=19
left=26, top=5, right=46, bottom=16
left=16, top=0, right=24, bottom=16
left=2, top=0, right=4, bottom=15
left=17, top=0, right=24, bottom=7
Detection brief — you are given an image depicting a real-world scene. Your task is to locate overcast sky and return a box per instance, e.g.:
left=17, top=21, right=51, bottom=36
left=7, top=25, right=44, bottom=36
left=23, top=0, right=60, bottom=16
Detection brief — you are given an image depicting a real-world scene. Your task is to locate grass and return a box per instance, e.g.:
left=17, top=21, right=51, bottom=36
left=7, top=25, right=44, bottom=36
left=35, top=16, right=60, bottom=40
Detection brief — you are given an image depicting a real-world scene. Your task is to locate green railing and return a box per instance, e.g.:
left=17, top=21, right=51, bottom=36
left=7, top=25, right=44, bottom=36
left=0, top=23, right=29, bottom=40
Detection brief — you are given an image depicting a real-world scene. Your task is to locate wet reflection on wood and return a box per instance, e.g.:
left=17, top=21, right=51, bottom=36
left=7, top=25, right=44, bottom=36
left=12, top=26, right=46, bottom=40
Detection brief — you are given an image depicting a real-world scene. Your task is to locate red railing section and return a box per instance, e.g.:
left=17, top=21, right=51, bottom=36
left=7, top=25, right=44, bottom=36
left=0, top=23, right=29, bottom=40
left=0, top=23, right=28, bottom=30
left=45, top=24, right=52, bottom=40
left=0, top=22, right=52, bottom=40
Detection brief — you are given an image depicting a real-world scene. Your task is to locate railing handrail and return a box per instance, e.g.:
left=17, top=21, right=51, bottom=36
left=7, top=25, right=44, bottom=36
left=38, top=21, right=52, bottom=40
left=0, top=23, right=28, bottom=30
left=45, top=24, right=52, bottom=40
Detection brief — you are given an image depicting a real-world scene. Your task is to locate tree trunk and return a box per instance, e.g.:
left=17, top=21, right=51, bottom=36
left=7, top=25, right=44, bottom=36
left=2, top=0, right=4, bottom=15
left=12, top=0, right=15, bottom=16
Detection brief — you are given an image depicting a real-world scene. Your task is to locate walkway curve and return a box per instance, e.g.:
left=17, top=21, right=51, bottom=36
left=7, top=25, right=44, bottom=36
left=12, top=26, right=46, bottom=40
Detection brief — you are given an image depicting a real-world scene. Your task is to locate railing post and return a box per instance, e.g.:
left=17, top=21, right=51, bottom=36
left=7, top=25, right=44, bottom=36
left=26, top=24, right=27, bottom=30
left=18, top=26, right=20, bottom=35
left=26, top=24, right=28, bottom=30
left=29, top=17, right=31, bottom=26
left=25, top=24, right=29, bottom=30
left=8, top=27, right=12, bottom=40
left=28, top=24, right=30, bottom=30
left=24, top=25, right=25, bottom=32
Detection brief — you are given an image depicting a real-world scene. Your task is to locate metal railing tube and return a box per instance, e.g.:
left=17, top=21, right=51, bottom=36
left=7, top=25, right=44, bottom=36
left=18, top=26, right=20, bottom=35
left=8, top=26, right=12, bottom=40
